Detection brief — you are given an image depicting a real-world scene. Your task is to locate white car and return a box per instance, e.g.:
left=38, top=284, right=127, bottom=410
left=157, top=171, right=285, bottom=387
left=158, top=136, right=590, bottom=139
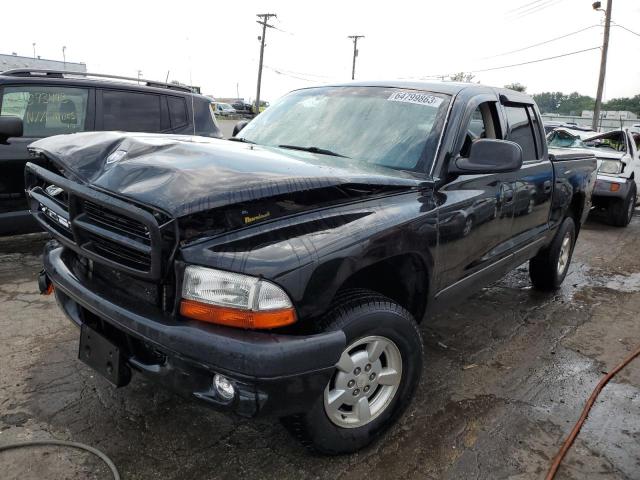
left=547, top=127, right=640, bottom=226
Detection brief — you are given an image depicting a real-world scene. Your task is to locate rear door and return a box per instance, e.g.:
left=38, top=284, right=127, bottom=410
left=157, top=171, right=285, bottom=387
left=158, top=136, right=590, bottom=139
left=502, top=102, right=553, bottom=249
left=0, top=83, right=93, bottom=211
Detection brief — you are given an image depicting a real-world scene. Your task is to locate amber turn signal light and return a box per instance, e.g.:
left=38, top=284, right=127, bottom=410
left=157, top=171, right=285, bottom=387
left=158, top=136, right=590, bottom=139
left=610, top=183, right=621, bottom=192
left=180, top=299, right=297, bottom=329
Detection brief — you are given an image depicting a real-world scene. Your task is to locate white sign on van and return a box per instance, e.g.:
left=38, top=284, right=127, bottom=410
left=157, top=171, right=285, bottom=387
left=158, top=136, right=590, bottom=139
left=388, top=91, right=443, bottom=108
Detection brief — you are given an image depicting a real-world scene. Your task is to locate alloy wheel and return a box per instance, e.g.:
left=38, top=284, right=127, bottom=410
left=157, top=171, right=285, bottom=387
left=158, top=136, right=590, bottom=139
left=324, top=335, right=402, bottom=428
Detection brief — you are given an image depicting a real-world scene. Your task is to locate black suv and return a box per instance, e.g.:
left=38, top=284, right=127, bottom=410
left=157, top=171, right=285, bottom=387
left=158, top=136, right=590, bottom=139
left=0, top=69, right=222, bottom=236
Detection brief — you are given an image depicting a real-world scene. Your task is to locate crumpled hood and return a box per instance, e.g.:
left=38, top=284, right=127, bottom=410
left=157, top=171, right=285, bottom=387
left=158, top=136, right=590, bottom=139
left=29, top=132, right=428, bottom=218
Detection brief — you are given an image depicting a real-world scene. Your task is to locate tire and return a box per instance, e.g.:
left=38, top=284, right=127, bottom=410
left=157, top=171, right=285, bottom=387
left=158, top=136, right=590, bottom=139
left=607, top=183, right=636, bottom=227
left=529, top=216, right=576, bottom=291
left=281, top=289, right=423, bottom=455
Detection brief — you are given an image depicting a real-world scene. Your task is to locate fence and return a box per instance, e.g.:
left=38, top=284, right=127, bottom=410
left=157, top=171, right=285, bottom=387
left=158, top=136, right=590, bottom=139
left=541, top=114, right=639, bottom=132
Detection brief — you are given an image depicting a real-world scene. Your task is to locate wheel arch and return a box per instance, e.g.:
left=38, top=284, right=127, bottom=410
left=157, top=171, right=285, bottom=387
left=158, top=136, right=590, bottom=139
left=333, top=253, right=431, bottom=322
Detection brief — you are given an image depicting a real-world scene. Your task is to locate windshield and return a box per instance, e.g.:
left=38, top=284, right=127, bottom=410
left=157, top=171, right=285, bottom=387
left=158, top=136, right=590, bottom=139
left=237, top=86, right=450, bottom=172
left=547, top=130, right=586, bottom=148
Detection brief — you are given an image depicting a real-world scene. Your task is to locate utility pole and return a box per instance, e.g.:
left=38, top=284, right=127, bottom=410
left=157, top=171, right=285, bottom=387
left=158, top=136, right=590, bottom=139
left=32, top=43, right=36, bottom=59
left=348, top=35, right=365, bottom=80
left=137, top=70, right=143, bottom=84
left=592, top=0, right=612, bottom=131
left=255, top=13, right=277, bottom=114
left=62, top=46, right=66, bottom=70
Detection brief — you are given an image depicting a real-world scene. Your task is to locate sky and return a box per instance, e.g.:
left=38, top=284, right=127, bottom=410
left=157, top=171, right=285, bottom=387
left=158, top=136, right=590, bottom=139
left=2, top=0, right=639, bottom=104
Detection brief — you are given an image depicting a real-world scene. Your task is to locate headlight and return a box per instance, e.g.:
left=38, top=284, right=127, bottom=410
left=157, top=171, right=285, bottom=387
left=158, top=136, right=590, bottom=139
left=180, top=266, right=296, bottom=329
left=598, top=160, right=623, bottom=175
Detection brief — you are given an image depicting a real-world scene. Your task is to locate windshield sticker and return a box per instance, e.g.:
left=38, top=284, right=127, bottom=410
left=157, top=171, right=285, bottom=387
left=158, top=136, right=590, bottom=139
left=388, top=91, right=443, bottom=108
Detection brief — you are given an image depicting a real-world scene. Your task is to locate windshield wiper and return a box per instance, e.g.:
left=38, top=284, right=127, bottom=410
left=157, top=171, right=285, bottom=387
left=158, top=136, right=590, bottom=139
left=227, top=137, right=256, bottom=144
left=278, top=144, right=349, bottom=158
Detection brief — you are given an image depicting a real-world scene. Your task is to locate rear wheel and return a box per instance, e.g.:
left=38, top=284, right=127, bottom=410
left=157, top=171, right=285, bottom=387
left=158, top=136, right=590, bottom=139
left=529, top=217, right=576, bottom=290
left=607, top=183, right=636, bottom=227
left=281, top=289, right=423, bottom=454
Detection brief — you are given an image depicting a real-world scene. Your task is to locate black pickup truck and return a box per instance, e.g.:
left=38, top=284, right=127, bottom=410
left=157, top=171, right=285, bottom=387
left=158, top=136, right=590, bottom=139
left=20, top=82, right=596, bottom=454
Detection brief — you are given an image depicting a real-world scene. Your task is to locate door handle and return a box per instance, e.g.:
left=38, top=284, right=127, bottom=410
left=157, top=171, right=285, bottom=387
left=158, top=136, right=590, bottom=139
left=543, top=180, right=552, bottom=194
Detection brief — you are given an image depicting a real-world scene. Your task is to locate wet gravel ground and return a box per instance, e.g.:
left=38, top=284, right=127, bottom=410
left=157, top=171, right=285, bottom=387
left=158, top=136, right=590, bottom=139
left=1, top=211, right=640, bottom=480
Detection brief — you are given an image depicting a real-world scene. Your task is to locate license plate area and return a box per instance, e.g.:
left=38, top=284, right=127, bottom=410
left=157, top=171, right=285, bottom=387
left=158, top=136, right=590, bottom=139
left=79, top=324, right=131, bottom=387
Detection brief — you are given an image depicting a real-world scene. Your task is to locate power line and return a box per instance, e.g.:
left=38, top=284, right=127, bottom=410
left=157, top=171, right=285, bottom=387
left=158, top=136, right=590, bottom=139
left=264, top=64, right=333, bottom=79
left=263, top=65, right=339, bottom=83
left=264, top=66, right=316, bottom=82
left=506, top=0, right=549, bottom=14
left=484, top=24, right=600, bottom=58
left=508, top=0, right=556, bottom=17
left=471, top=46, right=600, bottom=74
left=419, top=46, right=600, bottom=80
left=613, top=22, right=640, bottom=38
left=509, top=0, right=566, bottom=20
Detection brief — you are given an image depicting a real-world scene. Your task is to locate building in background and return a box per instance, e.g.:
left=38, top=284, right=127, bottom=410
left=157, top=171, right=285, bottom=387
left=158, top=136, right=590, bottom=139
left=0, top=53, right=86, bottom=72
left=581, top=110, right=638, bottom=120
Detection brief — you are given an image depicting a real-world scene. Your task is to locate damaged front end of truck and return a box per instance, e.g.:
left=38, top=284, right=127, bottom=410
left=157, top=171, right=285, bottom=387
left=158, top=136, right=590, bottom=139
left=25, top=131, right=430, bottom=417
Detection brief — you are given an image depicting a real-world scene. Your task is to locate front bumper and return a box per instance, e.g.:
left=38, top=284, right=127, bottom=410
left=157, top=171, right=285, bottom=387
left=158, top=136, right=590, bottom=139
left=43, top=243, right=345, bottom=417
left=593, top=174, right=633, bottom=199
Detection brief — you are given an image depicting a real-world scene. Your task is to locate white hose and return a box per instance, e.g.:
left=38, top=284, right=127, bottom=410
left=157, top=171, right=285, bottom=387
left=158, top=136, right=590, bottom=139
left=0, top=440, right=120, bottom=480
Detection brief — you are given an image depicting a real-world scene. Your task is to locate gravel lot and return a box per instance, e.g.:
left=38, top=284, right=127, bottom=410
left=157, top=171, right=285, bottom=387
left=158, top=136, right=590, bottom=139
left=1, top=210, right=640, bottom=479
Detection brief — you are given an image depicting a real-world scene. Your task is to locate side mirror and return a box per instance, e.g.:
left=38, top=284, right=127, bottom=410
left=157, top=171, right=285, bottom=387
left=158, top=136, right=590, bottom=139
left=0, top=116, right=23, bottom=144
left=233, top=120, right=249, bottom=137
left=450, top=139, right=523, bottom=175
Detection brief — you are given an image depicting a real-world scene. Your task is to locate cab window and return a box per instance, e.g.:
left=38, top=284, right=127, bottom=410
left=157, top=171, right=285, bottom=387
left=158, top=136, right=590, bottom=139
left=461, top=102, right=499, bottom=157
left=0, top=85, right=89, bottom=137
left=505, top=105, right=538, bottom=160
left=102, top=90, right=161, bottom=132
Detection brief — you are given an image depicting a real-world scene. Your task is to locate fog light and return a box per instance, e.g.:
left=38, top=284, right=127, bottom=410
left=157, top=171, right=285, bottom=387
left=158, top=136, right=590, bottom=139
left=213, top=374, right=235, bottom=400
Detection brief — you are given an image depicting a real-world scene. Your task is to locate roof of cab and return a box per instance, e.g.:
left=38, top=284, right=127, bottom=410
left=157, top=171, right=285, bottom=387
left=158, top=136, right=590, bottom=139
left=292, top=80, right=536, bottom=103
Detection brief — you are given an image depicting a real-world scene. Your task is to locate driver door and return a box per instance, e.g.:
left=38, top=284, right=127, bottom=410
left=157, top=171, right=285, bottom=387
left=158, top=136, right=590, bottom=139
left=435, top=97, right=517, bottom=293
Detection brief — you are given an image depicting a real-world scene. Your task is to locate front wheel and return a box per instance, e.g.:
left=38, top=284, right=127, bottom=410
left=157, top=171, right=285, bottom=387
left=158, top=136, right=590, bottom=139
left=281, top=290, right=423, bottom=454
left=607, top=183, right=636, bottom=227
left=529, top=216, right=576, bottom=290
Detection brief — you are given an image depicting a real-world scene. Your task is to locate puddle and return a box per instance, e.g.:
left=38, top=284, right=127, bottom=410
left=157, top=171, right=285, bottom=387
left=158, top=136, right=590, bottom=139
left=558, top=265, right=640, bottom=300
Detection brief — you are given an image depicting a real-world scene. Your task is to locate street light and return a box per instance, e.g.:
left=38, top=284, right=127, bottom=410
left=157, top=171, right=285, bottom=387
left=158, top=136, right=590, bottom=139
left=32, top=43, right=36, bottom=59
left=62, top=46, right=66, bottom=70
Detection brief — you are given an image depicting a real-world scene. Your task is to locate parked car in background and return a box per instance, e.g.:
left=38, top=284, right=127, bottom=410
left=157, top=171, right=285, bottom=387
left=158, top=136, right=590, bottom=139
left=25, top=82, right=596, bottom=454
left=231, top=100, right=254, bottom=117
left=547, top=127, right=595, bottom=148
left=583, top=129, right=640, bottom=226
left=547, top=127, right=639, bottom=226
left=213, top=102, right=237, bottom=117
left=0, top=69, right=222, bottom=236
